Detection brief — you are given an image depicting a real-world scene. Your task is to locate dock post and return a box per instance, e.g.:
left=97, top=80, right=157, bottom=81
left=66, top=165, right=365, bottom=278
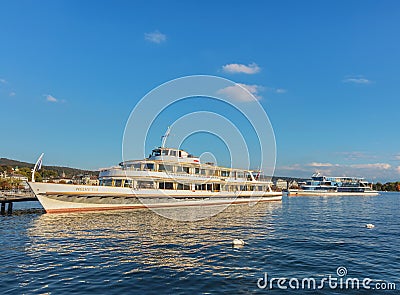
left=7, top=202, right=13, bottom=214
left=1, top=202, right=5, bottom=215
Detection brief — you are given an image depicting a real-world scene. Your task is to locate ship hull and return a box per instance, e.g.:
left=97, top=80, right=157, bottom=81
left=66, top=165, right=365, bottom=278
left=28, top=182, right=282, bottom=213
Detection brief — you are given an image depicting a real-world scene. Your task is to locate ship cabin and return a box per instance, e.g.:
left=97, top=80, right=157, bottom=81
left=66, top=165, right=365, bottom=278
left=98, top=147, right=272, bottom=192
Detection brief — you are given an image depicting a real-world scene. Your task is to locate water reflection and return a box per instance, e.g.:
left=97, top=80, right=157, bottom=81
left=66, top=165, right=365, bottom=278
left=26, top=202, right=282, bottom=272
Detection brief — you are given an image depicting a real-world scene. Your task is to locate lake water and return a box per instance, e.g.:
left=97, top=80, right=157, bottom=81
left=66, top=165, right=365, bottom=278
left=1, top=193, right=399, bottom=294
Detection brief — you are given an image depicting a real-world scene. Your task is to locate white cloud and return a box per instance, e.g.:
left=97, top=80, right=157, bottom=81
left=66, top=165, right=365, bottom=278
left=343, top=77, right=372, bottom=84
left=217, top=83, right=263, bottom=102
left=222, top=63, right=261, bottom=74
left=394, top=154, right=400, bottom=160
left=0, top=78, right=7, bottom=84
left=275, top=88, right=287, bottom=94
left=337, top=151, right=372, bottom=160
left=9, top=92, right=16, bottom=97
left=144, top=30, right=166, bottom=44
left=350, top=163, right=391, bottom=170
left=397, top=166, right=400, bottom=174
left=307, top=162, right=334, bottom=167
left=45, top=94, right=59, bottom=103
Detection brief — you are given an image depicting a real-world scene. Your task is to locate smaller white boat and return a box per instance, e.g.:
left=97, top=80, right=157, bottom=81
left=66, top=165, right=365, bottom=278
left=284, top=173, right=379, bottom=197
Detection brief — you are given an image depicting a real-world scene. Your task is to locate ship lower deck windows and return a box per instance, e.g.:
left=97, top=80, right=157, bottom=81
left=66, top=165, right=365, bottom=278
left=159, top=182, right=174, bottom=190
left=177, top=183, right=191, bottom=190
left=137, top=181, right=154, bottom=189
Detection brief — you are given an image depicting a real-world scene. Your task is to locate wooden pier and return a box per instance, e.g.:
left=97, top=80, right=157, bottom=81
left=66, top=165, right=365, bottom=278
left=0, top=191, right=38, bottom=215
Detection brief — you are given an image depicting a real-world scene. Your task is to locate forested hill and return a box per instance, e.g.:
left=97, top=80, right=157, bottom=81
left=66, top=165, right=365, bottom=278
left=0, top=158, right=98, bottom=178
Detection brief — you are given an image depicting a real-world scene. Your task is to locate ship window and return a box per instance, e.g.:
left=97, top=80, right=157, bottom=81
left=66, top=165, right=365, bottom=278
left=176, top=166, right=184, bottom=173
left=221, top=170, right=229, bottom=177
left=159, top=182, right=174, bottom=189
left=158, top=164, right=165, bottom=171
left=103, top=179, right=112, bottom=186
left=195, top=184, right=202, bottom=190
left=137, top=181, right=154, bottom=189
left=162, top=150, right=169, bottom=156
left=183, top=167, right=190, bottom=174
left=114, top=179, right=123, bottom=187
left=124, top=180, right=133, bottom=188
left=153, top=150, right=161, bottom=156
left=165, top=182, right=173, bottom=189
left=171, top=150, right=177, bottom=156
left=177, top=183, right=190, bottom=190
left=195, top=168, right=200, bottom=174
left=144, top=163, right=154, bottom=170
left=128, top=163, right=141, bottom=170
left=165, top=165, right=174, bottom=172
left=213, top=169, right=220, bottom=176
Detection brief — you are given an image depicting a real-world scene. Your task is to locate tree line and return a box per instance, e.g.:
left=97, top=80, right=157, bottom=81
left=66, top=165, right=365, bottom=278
left=372, top=182, right=400, bottom=191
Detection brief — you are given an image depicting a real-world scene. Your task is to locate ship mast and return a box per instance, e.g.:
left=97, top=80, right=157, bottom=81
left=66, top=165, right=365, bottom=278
left=161, top=126, right=171, bottom=148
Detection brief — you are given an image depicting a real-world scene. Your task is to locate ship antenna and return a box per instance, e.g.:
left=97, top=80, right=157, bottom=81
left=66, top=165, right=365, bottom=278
left=161, top=126, right=171, bottom=148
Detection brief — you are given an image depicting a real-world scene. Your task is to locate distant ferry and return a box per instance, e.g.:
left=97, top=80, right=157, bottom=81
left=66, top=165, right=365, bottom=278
left=284, top=173, right=379, bottom=196
left=28, top=136, right=281, bottom=213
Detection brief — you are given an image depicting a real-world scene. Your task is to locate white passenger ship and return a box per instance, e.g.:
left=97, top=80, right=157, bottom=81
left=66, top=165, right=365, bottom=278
left=28, top=146, right=281, bottom=213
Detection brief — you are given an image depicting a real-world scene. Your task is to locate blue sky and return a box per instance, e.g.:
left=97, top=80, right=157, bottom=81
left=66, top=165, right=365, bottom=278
left=1, top=0, right=399, bottom=182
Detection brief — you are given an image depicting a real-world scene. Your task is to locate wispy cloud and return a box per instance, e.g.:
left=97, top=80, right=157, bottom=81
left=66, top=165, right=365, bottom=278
left=337, top=151, right=376, bottom=160
left=9, top=92, right=16, bottom=97
left=44, top=94, right=65, bottom=103
left=46, top=95, right=58, bottom=102
left=222, top=63, right=261, bottom=74
left=394, top=154, right=400, bottom=160
left=144, top=30, right=167, bottom=44
left=275, top=88, right=287, bottom=94
left=307, top=162, right=335, bottom=167
left=0, top=78, right=7, bottom=84
left=397, top=166, right=400, bottom=174
left=217, top=83, right=263, bottom=102
left=343, top=76, right=372, bottom=84
left=350, top=163, right=391, bottom=170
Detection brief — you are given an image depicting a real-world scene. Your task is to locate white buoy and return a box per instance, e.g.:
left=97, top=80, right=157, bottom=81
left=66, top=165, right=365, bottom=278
left=365, top=224, right=375, bottom=229
left=232, top=239, right=245, bottom=246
